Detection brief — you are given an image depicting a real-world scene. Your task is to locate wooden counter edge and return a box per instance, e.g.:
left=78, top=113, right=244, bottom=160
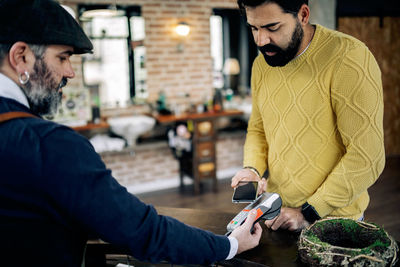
left=71, top=121, right=109, bottom=132
left=155, top=109, right=244, bottom=124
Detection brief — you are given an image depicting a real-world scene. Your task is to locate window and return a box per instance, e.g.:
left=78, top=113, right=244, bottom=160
left=79, top=5, right=145, bottom=108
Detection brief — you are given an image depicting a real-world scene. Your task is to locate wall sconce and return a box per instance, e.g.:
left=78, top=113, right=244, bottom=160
left=175, top=22, right=190, bottom=37
left=175, top=21, right=190, bottom=52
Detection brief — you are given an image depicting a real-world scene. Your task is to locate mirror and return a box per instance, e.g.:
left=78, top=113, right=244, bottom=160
left=210, top=9, right=258, bottom=96
left=79, top=5, right=146, bottom=109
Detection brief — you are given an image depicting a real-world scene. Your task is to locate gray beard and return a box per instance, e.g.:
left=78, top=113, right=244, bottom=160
left=24, top=86, right=62, bottom=116
left=21, top=59, right=64, bottom=116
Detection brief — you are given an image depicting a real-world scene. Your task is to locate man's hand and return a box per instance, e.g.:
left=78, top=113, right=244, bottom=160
left=230, top=209, right=262, bottom=254
left=231, top=169, right=259, bottom=187
left=264, top=207, right=309, bottom=232
left=231, top=169, right=267, bottom=195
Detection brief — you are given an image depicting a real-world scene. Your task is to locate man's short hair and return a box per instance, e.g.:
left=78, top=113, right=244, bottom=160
left=237, top=0, right=308, bottom=16
left=0, top=44, right=12, bottom=66
left=0, top=44, right=47, bottom=68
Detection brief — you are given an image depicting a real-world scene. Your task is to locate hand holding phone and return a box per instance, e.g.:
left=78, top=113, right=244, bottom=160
left=231, top=169, right=260, bottom=188
left=232, top=181, right=259, bottom=203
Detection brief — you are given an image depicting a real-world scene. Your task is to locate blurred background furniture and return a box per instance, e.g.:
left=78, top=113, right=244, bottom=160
left=156, top=110, right=243, bottom=194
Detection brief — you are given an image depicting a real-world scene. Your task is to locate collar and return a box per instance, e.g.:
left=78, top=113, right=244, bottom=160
left=0, top=73, right=30, bottom=109
left=294, top=25, right=316, bottom=60
left=294, top=40, right=312, bottom=59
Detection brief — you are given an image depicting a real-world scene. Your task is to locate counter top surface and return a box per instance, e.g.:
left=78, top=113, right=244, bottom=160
left=156, top=206, right=304, bottom=267
left=87, top=206, right=306, bottom=267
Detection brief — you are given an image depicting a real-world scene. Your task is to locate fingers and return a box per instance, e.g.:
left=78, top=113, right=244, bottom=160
left=230, top=209, right=262, bottom=254
left=243, top=210, right=262, bottom=249
left=250, top=222, right=263, bottom=248
left=281, top=220, right=292, bottom=230
left=264, top=216, right=278, bottom=229
left=264, top=207, right=309, bottom=231
left=266, top=216, right=287, bottom=231
left=231, top=175, right=241, bottom=188
left=231, top=169, right=261, bottom=188
left=257, top=178, right=267, bottom=195
left=243, top=209, right=258, bottom=229
left=231, top=171, right=242, bottom=187
left=252, top=222, right=262, bottom=236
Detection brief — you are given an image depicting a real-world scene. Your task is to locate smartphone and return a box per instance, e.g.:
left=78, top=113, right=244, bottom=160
left=232, top=181, right=259, bottom=203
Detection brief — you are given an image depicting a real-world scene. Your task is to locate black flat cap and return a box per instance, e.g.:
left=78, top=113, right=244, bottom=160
left=0, top=0, right=93, bottom=54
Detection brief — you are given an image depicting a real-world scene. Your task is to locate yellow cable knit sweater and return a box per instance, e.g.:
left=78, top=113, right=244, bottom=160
left=244, top=24, right=385, bottom=220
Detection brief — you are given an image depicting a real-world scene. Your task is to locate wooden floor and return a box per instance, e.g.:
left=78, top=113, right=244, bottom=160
left=137, top=156, right=400, bottom=241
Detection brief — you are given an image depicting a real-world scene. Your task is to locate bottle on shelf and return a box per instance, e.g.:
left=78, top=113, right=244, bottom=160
left=212, top=88, right=224, bottom=112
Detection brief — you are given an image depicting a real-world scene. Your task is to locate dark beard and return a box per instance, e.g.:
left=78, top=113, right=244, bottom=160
left=21, top=59, right=66, bottom=116
left=258, top=21, right=304, bottom=67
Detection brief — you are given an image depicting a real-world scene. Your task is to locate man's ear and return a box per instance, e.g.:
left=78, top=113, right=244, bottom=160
left=8, top=42, right=35, bottom=74
left=297, top=4, right=310, bottom=26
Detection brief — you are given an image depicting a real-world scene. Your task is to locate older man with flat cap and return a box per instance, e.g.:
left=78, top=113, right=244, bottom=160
left=0, top=0, right=261, bottom=266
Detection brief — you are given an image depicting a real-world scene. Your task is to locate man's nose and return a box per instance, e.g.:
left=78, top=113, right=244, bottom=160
left=255, top=30, right=271, bottom=47
left=64, top=61, right=75, bottom=79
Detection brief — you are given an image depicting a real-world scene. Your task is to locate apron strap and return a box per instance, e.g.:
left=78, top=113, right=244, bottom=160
left=0, top=111, right=38, bottom=124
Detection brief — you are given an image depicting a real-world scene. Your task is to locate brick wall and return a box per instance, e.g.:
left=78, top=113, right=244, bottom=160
left=61, top=0, right=238, bottom=105
left=100, top=131, right=245, bottom=194
left=59, top=0, right=246, bottom=193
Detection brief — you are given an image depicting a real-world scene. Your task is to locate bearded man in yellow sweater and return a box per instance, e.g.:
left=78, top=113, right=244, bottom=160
left=231, top=0, right=385, bottom=231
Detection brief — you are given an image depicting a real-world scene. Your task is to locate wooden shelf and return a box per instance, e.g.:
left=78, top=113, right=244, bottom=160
left=71, top=121, right=109, bottom=132
left=155, top=109, right=243, bottom=124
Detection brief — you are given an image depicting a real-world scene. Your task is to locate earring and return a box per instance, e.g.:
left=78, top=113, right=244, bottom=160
left=18, top=71, right=30, bottom=85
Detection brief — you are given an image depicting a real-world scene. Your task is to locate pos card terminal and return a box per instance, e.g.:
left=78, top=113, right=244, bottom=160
left=226, top=192, right=282, bottom=235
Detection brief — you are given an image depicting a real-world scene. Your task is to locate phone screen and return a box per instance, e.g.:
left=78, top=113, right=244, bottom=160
left=232, top=181, right=259, bottom=203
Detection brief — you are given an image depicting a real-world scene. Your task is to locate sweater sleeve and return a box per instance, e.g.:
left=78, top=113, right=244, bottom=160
left=243, top=58, right=269, bottom=175
left=41, top=128, right=230, bottom=265
left=307, top=44, right=385, bottom=217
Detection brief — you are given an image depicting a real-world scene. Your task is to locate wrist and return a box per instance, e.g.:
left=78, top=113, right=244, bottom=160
left=243, top=166, right=261, bottom=179
left=226, top=236, right=238, bottom=259
left=301, top=202, right=321, bottom=224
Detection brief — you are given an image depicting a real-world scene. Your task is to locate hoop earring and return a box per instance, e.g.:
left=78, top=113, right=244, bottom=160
left=18, top=71, right=30, bottom=85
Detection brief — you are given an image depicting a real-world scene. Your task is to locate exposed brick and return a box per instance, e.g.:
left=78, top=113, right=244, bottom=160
left=143, top=3, right=162, bottom=8
left=61, top=0, right=238, bottom=102
left=59, top=0, right=243, bottom=188
left=165, top=4, right=182, bottom=9
left=98, top=132, right=245, bottom=188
